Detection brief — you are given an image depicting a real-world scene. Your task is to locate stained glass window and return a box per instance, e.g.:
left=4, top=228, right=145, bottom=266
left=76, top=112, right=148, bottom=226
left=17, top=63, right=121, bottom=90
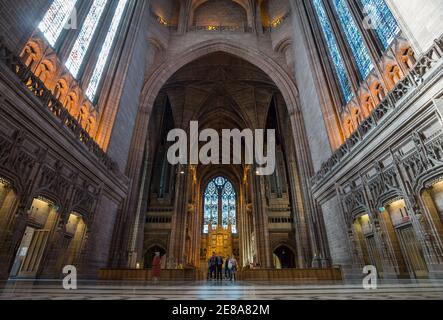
left=332, top=0, right=374, bottom=80
left=203, top=177, right=237, bottom=234
left=312, top=0, right=353, bottom=103
left=38, top=0, right=79, bottom=47
left=65, top=0, right=109, bottom=78
left=360, top=0, right=400, bottom=50
left=203, top=181, right=218, bottom=234
left=86, top=0, right=129, bottom=101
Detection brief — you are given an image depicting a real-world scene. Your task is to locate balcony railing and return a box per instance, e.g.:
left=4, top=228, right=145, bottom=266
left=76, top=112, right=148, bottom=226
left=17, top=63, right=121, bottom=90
left=0, top=39, right=118, bottom=173
left=263, top=11, right=292, bottom=33
left=312, top=35, right=443, bottom=187
left=188, top=25, right=253, bottom=33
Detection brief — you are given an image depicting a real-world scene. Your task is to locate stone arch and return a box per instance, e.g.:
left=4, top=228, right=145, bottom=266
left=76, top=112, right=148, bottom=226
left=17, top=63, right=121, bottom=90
left=53, top=78, right=68, bottom=101
left=140, top=40, right=300, bottom=135
left=21, top=40, right=42, bottom=69
left=200, top=171, right=241, bottom=198
left=34, top=59, right=54, bottom=84
left=144, top=243, right=167, bottom=268
left=64, top=91, right=78, bottom=114
left=136, top=41, right=304, bottom=193
left=0, top=168, right=25, bottom=197
left=272, top=243, right=296, bottom=268
left=68, top=200, right=92, bottom=226
left=128, top=40, right=314, bottom=271
left=62, top=212, right=88, bottom=269
left=415, top=169, right=443, bottom=195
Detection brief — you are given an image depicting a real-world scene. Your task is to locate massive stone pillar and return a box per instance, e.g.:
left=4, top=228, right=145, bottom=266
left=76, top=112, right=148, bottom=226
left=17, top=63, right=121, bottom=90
left=253, top=175, right=272, bottom=268
left=167, top=167, right=189, bottom=268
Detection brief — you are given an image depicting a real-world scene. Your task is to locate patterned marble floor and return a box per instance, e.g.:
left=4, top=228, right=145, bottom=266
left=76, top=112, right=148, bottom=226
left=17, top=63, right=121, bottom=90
left=1, top=280, right=443, bottom=300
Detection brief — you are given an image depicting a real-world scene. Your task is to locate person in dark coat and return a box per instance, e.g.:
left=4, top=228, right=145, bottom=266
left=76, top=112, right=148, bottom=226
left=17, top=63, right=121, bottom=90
left=208, top=252, right=217, bottom=280
left=216, top=255, right=224, bottom=281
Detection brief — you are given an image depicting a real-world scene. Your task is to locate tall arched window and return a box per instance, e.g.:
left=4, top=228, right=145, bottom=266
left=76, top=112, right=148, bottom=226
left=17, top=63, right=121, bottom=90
left=312, top=0, right=353, bottom=103
left=203, top=180, right=218, bottom=233
left=38, top=0, right=79, bottom=47
left=360, top=0, right=400, bottom=50
left=203, top=177, right=237, bottom=234
left=332, top=0, right=374, bottom=80
left=86, top=0, right=129, bottom=101
left=65, top=0, right=109, bottom=78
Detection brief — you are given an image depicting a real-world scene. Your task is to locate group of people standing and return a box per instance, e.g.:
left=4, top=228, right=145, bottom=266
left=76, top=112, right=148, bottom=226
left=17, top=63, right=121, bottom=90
left=207, top=253, right=238, bottom=281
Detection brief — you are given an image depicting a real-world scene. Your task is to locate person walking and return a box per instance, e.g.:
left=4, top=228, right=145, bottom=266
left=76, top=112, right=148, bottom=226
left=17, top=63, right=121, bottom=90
left=151, top=252, right=161, bottom=282
left=228, top=255, right=238, bottom=282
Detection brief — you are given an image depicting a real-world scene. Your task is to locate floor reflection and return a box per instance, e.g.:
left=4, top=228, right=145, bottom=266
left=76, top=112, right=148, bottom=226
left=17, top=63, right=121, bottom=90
left=1, top=280, right=443, bottom=300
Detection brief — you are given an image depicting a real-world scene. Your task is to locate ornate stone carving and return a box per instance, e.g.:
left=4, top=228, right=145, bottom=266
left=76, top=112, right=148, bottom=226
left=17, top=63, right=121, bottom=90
left=312, top=35, right=443, bottom=186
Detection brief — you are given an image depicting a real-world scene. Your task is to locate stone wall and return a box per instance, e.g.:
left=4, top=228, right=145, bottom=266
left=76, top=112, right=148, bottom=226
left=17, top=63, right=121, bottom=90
left=388, top=0, right=443, bottom=54
left=0, top=0, right=51, bottom=54
left=321, top=196, right=352, bottom=266
left=193, top=0, right=248, bottom=27
left=289, top=3, right=333, bottom=172
left=107, top=2, right=151, bottom=170
left=266, top=0, right=290, bottom=22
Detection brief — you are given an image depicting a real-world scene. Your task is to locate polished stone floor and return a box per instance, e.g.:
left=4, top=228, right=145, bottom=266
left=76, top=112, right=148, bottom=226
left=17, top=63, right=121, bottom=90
left=1, top=280, right=443, bottom=300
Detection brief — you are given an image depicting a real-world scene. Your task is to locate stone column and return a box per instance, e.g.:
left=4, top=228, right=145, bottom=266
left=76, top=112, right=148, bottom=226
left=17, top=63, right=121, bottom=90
left=371, top=214, right=400, bottom=279
left=167, top=166, right=188, bottom=268
left=39, top=219, right=67, bottom=279
left=178, top=0, right=191, bottom=34
left=348, top=228, right=364, bottom=269
left=253, top=174, right=271, bottom=268
left=359, top=180, right=399, bottom=279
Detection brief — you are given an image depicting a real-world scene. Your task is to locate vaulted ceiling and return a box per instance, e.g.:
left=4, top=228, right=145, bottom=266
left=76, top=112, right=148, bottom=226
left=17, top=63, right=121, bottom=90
left=156, top=52, right=281, bottom=130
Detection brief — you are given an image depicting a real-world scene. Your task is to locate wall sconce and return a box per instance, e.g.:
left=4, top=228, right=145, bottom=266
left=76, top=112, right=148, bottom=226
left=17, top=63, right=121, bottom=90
left=271, top=18, right=282, bottom=28
left=157, top=15, right=168, bottom=26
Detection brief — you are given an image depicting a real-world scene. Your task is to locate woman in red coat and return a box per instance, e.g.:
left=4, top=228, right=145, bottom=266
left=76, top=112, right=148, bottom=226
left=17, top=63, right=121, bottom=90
left=152, top=252, right=161, bottom=281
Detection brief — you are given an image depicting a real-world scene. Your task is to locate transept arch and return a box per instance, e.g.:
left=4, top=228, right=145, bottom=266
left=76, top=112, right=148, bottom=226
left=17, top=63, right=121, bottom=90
left=123, top=39, right=326, bottom=272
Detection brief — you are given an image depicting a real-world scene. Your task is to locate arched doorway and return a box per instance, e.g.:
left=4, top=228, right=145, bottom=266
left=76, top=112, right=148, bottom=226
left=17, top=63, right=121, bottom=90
left=10, top=196, right=59, bottom=278
left=273, top=245, right=296, bottom=269
left=144, top=245, right=166, bottom=269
